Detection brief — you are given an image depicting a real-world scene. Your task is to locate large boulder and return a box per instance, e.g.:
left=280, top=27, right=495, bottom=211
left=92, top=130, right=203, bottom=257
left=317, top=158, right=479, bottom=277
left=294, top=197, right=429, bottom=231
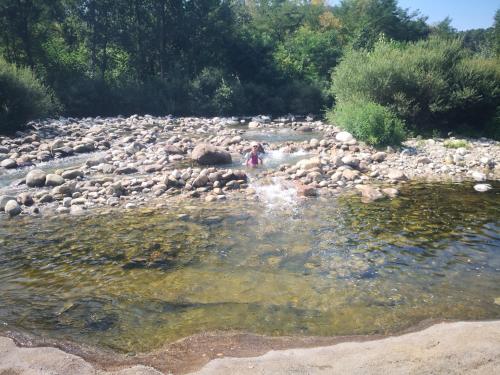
left=191, top=143, right=232, bottom=165
left=4, top=200, right=21, bottom=217
left=26, top=169, right=47, bottom=187
left=1, top=158, right=17, bottom=169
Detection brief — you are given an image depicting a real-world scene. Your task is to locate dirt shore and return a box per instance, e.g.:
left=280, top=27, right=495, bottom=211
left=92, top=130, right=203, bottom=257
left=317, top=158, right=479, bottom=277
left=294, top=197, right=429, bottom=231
left=1, top=320, right=499, bottom=375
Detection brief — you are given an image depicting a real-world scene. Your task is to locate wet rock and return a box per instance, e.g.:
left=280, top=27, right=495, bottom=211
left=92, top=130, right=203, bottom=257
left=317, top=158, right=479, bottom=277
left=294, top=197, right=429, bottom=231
left=382, top=187, right=399, bottom=198
left=297, top=125, right=313, bottom=133
left=0, top=195, right=17, bottom=211
left=387, top=169, right=407, bottom=181
left=115, top=166, right=138, bottom=175
left=38, top=194, right=54, bottom=203
left=1, top=158, right=17, bottom=169
left=73, top=143, right=95, bottom=153
left=17, top=192, right=34, bottom=206
left=191, top=143, right=232, bottom=165
left=297, top=184, right=317, bottom=197
left=4, top=200, right=21, bottom=217
left=336, top=131, right=353, bottom=143
left=356, top=185, right=384, bottom=202
left=474, top=184, right=492, bottom=192
left=45, top=173, right=65, bottom=186
left=471, top=171, right=486, bottom=182
left=26, top=169, right=47, bottom=187
left=62, top=169, right=84, bottom=180
left=296, top=157, right=321, bottom=171
left=0, top=145, right=9, bottom=154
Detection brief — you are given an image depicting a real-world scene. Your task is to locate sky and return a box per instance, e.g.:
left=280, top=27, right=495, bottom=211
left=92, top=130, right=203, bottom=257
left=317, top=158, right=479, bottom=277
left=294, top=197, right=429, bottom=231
left=328, top=0, right=500, bottom=31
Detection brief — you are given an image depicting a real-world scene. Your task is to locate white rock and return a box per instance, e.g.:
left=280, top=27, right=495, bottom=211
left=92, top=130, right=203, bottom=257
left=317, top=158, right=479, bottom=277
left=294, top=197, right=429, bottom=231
left=473, top=184, right=492, bottom=192
left=335, top=131, right=353, bottom=143
left=471, top=171, right=486, bottom=182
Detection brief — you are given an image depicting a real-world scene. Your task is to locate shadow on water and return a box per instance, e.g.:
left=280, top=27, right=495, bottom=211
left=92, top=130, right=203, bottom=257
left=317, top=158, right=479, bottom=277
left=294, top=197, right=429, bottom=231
left=0, top=181, right=499, bottom=352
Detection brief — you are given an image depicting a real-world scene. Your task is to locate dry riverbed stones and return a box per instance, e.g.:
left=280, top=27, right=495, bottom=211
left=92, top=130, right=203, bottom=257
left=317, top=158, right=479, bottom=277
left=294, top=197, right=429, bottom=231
left=0, top=115, right=498, bottom=218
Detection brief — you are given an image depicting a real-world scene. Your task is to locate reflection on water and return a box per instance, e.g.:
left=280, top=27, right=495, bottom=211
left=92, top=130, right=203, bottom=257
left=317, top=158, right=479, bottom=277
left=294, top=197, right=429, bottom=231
left=0, top=182, right=499, bottom=353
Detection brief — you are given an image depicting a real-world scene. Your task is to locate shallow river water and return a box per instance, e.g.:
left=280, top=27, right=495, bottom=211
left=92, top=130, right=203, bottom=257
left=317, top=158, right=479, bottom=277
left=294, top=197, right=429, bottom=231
left=0, top=181, right=499, bottom=353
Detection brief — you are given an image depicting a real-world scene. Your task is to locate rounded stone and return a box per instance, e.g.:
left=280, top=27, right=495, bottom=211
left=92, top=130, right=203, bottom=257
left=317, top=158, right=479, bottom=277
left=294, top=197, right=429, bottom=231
left=4, top=200, right=21, bottom=217
left=26, top=169, right=47, bottom=187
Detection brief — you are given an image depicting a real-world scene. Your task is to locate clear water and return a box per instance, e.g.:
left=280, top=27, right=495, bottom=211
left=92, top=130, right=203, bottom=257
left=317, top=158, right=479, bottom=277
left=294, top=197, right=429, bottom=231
left=0, top=182, right=499, bottom=353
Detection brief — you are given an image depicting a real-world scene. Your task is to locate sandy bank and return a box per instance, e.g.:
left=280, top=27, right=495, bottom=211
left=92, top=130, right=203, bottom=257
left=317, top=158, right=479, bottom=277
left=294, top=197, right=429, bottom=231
left=1, top=321, right=499, bottom=375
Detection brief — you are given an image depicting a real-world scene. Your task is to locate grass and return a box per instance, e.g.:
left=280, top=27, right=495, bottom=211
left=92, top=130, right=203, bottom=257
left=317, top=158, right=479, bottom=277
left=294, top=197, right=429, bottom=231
left=443, top=139, right=469, bottom=149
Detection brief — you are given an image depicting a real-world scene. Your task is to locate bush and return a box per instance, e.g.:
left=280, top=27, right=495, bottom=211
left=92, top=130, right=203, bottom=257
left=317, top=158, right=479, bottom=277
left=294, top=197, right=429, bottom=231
left=328, top=99, right=407, bottom=146
left=0, top=57, right=59, bottom=133
left=329, top=37, right=500, bottom=137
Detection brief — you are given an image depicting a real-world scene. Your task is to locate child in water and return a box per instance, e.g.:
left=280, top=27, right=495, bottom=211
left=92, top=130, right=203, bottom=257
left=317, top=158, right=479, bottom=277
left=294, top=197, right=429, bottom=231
left=245, top=142, right=264, bottom=167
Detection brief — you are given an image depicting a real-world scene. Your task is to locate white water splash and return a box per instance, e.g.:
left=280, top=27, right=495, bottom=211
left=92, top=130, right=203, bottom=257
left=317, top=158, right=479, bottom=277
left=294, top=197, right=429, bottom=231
left=250, top=177, right=298, bottom=210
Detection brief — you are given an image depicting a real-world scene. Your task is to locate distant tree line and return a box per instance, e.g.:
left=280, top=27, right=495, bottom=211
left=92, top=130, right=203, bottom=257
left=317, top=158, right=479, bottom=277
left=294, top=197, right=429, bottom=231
left=0, top=0, right=498, bottom=141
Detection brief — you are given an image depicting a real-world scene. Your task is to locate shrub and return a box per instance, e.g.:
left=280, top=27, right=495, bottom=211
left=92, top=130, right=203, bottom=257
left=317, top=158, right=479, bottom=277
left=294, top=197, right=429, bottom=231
left=328, top=99, right=407, bottom=146
left=329, top=37, right=500, bottom=136
left=443, top=139, right=469, bottom=148
left=0, top=57, right=59, bottom=133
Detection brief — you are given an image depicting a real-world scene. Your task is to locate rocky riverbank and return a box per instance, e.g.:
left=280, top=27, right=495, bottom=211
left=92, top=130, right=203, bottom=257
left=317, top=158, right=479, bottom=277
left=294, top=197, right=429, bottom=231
left=0, top=115, right=498, bottom=217
left=1, top=320, right=499, bottom=374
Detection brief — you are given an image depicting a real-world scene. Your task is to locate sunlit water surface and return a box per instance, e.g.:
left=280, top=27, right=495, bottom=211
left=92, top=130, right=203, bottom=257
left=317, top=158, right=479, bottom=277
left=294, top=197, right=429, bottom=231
left=0, top=182, right=499, bottom=353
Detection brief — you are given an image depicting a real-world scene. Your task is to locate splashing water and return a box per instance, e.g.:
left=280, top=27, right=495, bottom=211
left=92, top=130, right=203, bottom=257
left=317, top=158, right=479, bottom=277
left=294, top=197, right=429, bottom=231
left=250, top=177, right=298, bottom=210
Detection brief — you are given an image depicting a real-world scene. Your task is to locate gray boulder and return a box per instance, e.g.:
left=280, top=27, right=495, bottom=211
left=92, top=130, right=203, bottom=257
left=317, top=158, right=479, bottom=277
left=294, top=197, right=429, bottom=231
left=1, top=158, right=17, bottom=169
left=5, top=200, right=21, bottom=217
left=191, top=143, right=232, bottom=165
left=61, top=169, right=84, bottom=180
left=26, top=169, right=47, bottom=187
left=0, top=195, right=16, bottom=211
left=45, top=173, right=65, bottom=186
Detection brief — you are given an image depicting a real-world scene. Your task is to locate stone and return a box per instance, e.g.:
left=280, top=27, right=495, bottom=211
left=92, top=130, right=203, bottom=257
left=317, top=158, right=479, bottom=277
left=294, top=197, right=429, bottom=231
left=115, top=166, right=138, bottom=175
left=0, top=195, right=17, bottom=211
left=63, top=197, right=72, bottom=207
left=192, top=174, right=209, bottom=188
left=387, top=169, right=407, bottom=181
left=73, top=143, right=95, bottom=153
left=417, top=157, right=432, bottom=164
left=342, top=169, right=360, bottom=181
left=382, top=187, right=399, bottom=198
left=25, top=169, right=47, bottom=187
left=473, top=184, right=492, bottom=192
left=0, top=145, right=9, bottom=154
left=1, top=158, right=17, bottom=169
left=164, top=144, right=185, bottom=154
left=62, top=169, right=84, bottom=179
left=17, top=192, right=34, bottom=206
left=297, top=184, right=317, bottom=197
left=38, top=194, right=54, bottom=203
left=471, top=171, right=486, bottom=182
left=4, top=200, right=21, bottom=217
left=298, top=125, right=313, bottom=132
left=248, top=121, right=260, bottom=128
left=356, top=185, right=384, bottom=202
left=191, top=143, right=232, bottom=165
left=341, top=155, right=360, bottom=168
left=335, top=131, right=353, bottom=143
left=296, top=157, right=321, bottom=171
left=372, top=152, right=386, bottom=162
left=45, top=173, right=65, bottom=186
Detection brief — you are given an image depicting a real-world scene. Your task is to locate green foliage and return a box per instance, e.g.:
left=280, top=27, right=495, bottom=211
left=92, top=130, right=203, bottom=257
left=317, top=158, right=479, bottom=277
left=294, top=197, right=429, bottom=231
left=0, top=57, right=59, bottom=133
left=330, top=37, right=500, bottom=137
left=328, top=99, right=406, bottom=146
left=443, top=139, right=469, bottom=149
